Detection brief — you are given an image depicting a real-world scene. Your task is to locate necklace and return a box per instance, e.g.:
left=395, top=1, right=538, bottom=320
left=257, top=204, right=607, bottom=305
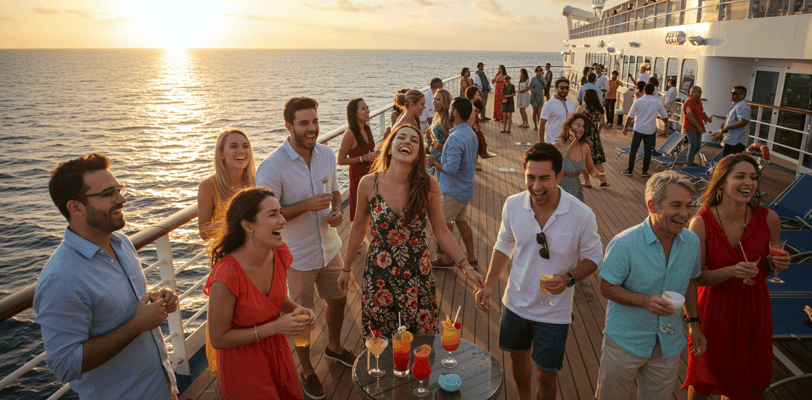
left=715, top=206, right=748, bottom=232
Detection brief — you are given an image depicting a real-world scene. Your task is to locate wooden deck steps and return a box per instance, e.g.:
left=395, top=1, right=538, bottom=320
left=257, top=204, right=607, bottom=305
left=181, top=95, right=811, bottom=400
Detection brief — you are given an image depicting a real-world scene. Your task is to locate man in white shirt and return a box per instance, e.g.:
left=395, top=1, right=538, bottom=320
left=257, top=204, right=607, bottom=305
left=663, top=79, right=679, bottom=135
left=256, top=97, right=356, bottom=399
left=538, top=77, right=576, bottom=144
left=419, top=78, right=443, bottom=132
left=476, top=143, right=603, bottom=400
left=622, top=84, right=669, bottom=177
left=595, top=64, right=609, bottom=100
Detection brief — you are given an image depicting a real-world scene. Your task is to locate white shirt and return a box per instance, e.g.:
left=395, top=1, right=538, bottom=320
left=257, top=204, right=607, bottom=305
left=541, top=97, right=576, bottom=143
left=639, top=72, right=651, bottom=83
left=472, top=72, right=483, bottom=90
left=419, top=88, right=435, bottom=123
left=256, top=138, right=342, bottom=271
left=664, top=87, right=677, bottom=108
left=627, top=95, right=668, bottom=135
left=596, top=73, right=609, bottom=94
left=494, top=190, right=603, bottom=324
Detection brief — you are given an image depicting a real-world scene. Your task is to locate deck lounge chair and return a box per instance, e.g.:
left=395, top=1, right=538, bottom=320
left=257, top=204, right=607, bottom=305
left=615, top=132, right=686, bottom=162
left=782, top=230, right=812, bottom=254
left=673, top=150, right=724, bottom=182
left=763, top=296, right=812, bottom=398
left=768, top=263, right=812, bottom=296
left=768, top=174, right=812, bottom=221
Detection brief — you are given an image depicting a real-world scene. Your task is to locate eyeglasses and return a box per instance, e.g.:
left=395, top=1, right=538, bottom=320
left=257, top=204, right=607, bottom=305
left=75, top=184, right=126, bottom=201
left=557, top=86, right=570, bottom=90
left=730, top=92, right=742, bottom=96
left=536, top=232, right=550, bottom=260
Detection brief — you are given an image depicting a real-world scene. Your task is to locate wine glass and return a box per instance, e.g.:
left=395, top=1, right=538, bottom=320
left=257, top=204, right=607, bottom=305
left=364, top=335, right=388, bottom=378
left=660, top=291, right=685, bottom=334
left=539, top=274, right=555, bottom=306
left=768, top=241, right=788, bottom=284
left=412, top=346, right=432, bottom=397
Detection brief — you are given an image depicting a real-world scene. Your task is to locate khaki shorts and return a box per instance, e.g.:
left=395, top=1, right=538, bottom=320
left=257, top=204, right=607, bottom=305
left=595, top=335, right=680, bottom=400
left=287, top=253, right=345, bottom=309
left=441, top=195, right=469, bottom=224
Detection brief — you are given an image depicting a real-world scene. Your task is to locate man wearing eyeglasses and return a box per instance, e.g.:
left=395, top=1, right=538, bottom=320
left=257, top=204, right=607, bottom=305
left=538, top=77, right=576, bottom=144
left=713, top=86, right=751, bottom=156
left=34, top=153, right=179, bottom=400
left=475, top=143, right=603, bottom=400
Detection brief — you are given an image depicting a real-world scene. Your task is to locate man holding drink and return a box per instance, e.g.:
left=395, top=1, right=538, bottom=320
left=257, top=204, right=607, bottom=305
left=595, top=171, right=707, bottom=399
left=475, top=143, right=603, bottom=400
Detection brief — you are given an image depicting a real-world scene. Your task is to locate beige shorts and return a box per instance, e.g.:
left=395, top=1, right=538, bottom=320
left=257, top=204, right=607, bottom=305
left=441, top=195, right=469, bottom=224
left=286, top=253, right=345, bottom=309
left=595, top=335, right=680, bottom=400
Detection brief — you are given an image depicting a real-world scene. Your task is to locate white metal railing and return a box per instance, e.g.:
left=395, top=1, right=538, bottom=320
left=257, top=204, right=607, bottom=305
left=2, top=71, right=485, bottom=399
left=748, top=103, right=812, bottom=173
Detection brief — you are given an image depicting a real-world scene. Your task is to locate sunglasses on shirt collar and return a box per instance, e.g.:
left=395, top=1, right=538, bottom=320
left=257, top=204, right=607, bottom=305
left=536, top=232, right=550, bottom=260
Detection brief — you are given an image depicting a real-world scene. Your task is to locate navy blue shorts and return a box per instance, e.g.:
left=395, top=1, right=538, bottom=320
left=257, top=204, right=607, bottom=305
left=498, top=307, right=570, bottom=372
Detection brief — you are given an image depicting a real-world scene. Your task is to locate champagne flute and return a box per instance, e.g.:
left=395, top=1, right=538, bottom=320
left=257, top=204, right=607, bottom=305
left=767, top=240, right=788, bottom=284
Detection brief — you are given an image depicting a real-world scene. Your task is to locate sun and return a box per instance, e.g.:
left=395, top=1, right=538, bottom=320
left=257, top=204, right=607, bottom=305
left=118, top=0, right=230, bottom=49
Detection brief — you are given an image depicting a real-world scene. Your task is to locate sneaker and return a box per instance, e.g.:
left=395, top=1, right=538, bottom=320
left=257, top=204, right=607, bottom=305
left=299, top=372, right=325, bottom=400
left=324, top=347, right=357, bottom=367
left=481, top=117, right=492, bottom=121
left=641, top=171, right=650, bottom=177
left=621, top=169, right=633, bottom=176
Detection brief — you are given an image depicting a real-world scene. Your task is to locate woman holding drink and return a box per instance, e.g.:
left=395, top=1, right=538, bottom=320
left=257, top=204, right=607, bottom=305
left=205, top=188, right=316, bottom=399
left=682, top=154, right=790, bottom=400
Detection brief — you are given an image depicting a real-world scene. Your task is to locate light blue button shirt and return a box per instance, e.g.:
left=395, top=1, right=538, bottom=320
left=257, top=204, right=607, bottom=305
left=440, top=123, right=478, bottom=203
left=256, top=138, right=342, bottom=271
left=599, top=218, right=701, bottom=359
left=33, top=229, right=176, bottom=400
left=724, top=99, right=751, bottom=146
left=576, top=82, right=604, bottom=103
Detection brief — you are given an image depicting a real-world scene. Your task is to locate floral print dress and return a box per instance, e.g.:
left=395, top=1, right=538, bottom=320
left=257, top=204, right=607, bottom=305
left=362, top=174, right=438, bottom=338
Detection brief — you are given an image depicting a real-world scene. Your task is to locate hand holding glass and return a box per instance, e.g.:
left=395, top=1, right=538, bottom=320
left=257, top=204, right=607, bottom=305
left=767, top=241, right=788, bottom=284
left=539, top=274, right=555, bottom=306
left=660, top=291, right=685, bottom=335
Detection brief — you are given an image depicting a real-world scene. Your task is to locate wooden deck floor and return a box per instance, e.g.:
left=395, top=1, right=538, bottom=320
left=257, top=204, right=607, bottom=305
left=181, top=98, right=812, bottom=400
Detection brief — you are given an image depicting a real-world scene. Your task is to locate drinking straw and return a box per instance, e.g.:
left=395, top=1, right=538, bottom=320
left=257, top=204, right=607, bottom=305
left=738, top=241, right=748, bottom=262
left=398, top=313, right=402, bottom=328
left=453, top=306, right=461, bottom=324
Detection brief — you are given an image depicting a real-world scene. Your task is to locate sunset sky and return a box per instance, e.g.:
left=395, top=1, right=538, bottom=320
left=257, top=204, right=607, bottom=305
left=0, top=0, right=593, bottom=50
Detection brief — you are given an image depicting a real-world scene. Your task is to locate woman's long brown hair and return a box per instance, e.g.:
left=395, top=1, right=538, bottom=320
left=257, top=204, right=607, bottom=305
left=699, top=153, right=761, bottom=212
left=347, top=98, right=373, bottom=149
left=208, top=187, right=276, bottom=267
left=369, top=125, right=430, bottom=224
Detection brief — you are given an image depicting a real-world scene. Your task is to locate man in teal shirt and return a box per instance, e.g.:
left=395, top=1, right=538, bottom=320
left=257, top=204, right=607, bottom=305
left=596, top=171, right=706, bottom=400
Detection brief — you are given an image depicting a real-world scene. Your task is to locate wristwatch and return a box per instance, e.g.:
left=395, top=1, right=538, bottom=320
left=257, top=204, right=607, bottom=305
left=683, top=315, right=701, bottom=324
left=565, top=273, right=576, bottom=288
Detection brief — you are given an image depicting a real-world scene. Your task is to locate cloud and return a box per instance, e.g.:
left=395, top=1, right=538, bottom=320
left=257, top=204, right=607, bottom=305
left=0, top=15, right=16, bottom=22
left=301, top=0, right=382, bottom=13
left=33, top=6, right=60, bottom=15
left=65, top=8, right=109, bottom=19
left=301, top=2, right=331, bottom=11
left=221, top=13, right=285, bottom=22
left=473, top=0, right=512, bottom=17
left=413, top=0, right=446, bottom=7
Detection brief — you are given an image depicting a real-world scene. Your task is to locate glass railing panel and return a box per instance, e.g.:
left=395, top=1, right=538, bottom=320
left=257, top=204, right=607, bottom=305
left=774, top=110, right=808, bottom=160
left=721, top=0, right=751, bottom=19
left=699, top=0, right=721, bottom=22
left=655, top=2, right=668, bottom=27
left=766, top=0, right=791, bottom=16
left=645, top=4, right=656, bottom=28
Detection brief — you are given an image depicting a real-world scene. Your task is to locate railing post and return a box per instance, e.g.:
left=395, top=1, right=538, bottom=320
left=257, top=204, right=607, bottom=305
left=378, top=112, right=386, bottom=139
left=154, top=235, right=190, bottom=375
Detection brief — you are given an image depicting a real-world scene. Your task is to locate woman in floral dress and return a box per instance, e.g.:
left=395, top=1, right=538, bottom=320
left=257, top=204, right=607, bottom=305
left=338, top=125, right=485, bottom=337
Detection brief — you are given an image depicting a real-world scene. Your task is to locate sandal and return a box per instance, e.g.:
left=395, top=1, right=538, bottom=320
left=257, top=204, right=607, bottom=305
left=431, top=257, right=455, bottom=268
left=582, top=183, right=592, bottom=188
left=600, top=181, right=611, bottom=187
left=500, top=130, right=506, bottom=133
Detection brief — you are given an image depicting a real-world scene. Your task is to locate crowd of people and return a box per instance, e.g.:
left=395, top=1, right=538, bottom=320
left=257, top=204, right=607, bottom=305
left=32, top=61, right=788, bottom=400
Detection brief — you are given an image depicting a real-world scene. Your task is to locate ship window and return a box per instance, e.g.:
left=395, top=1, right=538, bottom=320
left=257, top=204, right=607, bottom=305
left=613, top=55, right=622, bottom=75
left=628, top=56, right=636, bottom=82
left=622, top=55, right=629, bottom=80
left=644, top=4, right=655, bottom=29
left=655, top=2, right=667, bottom=27
left=775, top=73, right=812, bottom=164
left=654, top=57, right=665, bottom=90
left=667, top=0, right=685, bottom=26
left=699, top=0, right=720, bottom=23
left=635, top=8, right=645, bottom=30
left=665, top=57, right=679, bottom=97
left=679, top=58, right=698, bottom=97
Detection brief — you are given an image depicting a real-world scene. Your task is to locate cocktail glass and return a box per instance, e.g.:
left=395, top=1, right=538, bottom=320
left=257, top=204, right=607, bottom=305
left=392, top=331, right=412, bottom=377
left=412, top=346, right=432, bottom=397
left=539, top=274, right=555, bottom=306
left=365, top=335, right=388, bottom=378
left=660, top=291, right=685, bottom=335
left=292, top=314, right=310, bottom=347
left=768, top=242, right=788, bottom=284
left=440, top=321, right=460, bottom=368
left=742, top=255, right=761, bottom=286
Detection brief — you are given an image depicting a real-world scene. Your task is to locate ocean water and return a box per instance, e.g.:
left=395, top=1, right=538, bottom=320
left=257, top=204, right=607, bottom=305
left=0, top=49, right=560, bottom=399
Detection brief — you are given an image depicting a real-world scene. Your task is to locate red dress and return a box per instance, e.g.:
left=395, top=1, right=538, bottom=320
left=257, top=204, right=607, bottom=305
left=348, top=140, right=374, bottom=221
left=493, top=79, right=504, bottom=120
left=204, top=244, right=302, bottom=400
left=682, top=207, right=773, bottom=399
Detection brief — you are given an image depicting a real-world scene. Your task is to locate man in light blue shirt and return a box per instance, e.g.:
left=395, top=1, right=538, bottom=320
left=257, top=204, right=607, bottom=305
left=596, top=171, right=706, bottom=400
left=576, top=73, right=604, bottom=104
left=713, top=85, right=751, bottom=156
left=34, top=153, right=178, bottom=400
left=426, top=97, right=479, bottom=268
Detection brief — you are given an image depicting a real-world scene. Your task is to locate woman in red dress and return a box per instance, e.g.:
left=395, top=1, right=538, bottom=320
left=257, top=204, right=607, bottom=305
left=338, top=98, right=378, bottom=222
left=205, top=188, right=316, bottom=399
left=683, top=154, right=790, bottom=400
left=492, top=65, right=506, bottom=121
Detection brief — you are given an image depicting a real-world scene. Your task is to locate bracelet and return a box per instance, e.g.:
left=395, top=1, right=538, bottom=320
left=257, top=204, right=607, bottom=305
left=462, top=266, right=473, bottom=274
left=254, top=326, right=259, bottom=342
left=457, top=258, right=469, bottom=271
left=359, top=156, right=364, bottom=164
left=342, top=268, right=351, bottom=273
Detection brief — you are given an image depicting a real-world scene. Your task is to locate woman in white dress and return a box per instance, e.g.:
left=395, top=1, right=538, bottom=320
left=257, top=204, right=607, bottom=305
left=516, top=68, right=531, bottom=128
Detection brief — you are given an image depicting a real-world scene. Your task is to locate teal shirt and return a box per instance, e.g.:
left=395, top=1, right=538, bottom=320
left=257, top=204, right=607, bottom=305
left=599, top=217, right=701, bottom=359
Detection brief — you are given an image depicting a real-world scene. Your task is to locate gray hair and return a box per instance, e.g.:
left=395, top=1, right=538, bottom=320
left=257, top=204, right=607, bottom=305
left=645, top=171, right=696, bottom=206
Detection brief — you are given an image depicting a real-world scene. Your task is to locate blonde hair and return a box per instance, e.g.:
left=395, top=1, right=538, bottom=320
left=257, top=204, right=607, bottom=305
left=213, top=129, right=256, bottom=201
left=429, top=89, right=453, bottom=139
left=395, top=89, right=425, bottom=112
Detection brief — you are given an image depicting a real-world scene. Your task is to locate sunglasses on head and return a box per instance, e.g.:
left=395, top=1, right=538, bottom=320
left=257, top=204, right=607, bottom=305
left=536, top=232, right=550, bottom=260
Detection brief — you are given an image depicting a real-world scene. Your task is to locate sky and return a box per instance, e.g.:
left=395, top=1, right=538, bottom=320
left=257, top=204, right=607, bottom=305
left=0, top=0, right=595, bottom=50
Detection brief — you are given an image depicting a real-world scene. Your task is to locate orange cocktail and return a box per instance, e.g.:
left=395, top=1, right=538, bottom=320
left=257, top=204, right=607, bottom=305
left=392, top=331, right=412, bottom=377
left=292, top=314, right=310, bottom=347
left=440, top=317, right=460, bottom=368
left=539, top=274, right=555, bottom=306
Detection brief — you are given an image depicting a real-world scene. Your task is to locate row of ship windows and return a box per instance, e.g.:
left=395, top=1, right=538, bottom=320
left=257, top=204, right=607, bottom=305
left=569, top=0, right=812, bottom=39
left=570, top=52, right=698, bottom=99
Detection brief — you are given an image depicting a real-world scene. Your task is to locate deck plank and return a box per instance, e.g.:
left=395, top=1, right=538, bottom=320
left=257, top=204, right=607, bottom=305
left=180, top=94, right=810, bottom=400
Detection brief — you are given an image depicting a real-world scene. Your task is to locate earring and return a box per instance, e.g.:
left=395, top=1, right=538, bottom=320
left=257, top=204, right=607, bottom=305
left=716, top=190, right=721, bottom=202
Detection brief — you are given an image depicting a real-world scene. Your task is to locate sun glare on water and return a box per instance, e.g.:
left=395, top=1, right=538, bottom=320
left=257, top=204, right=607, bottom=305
left=120, top=0, right=229, bottom=49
